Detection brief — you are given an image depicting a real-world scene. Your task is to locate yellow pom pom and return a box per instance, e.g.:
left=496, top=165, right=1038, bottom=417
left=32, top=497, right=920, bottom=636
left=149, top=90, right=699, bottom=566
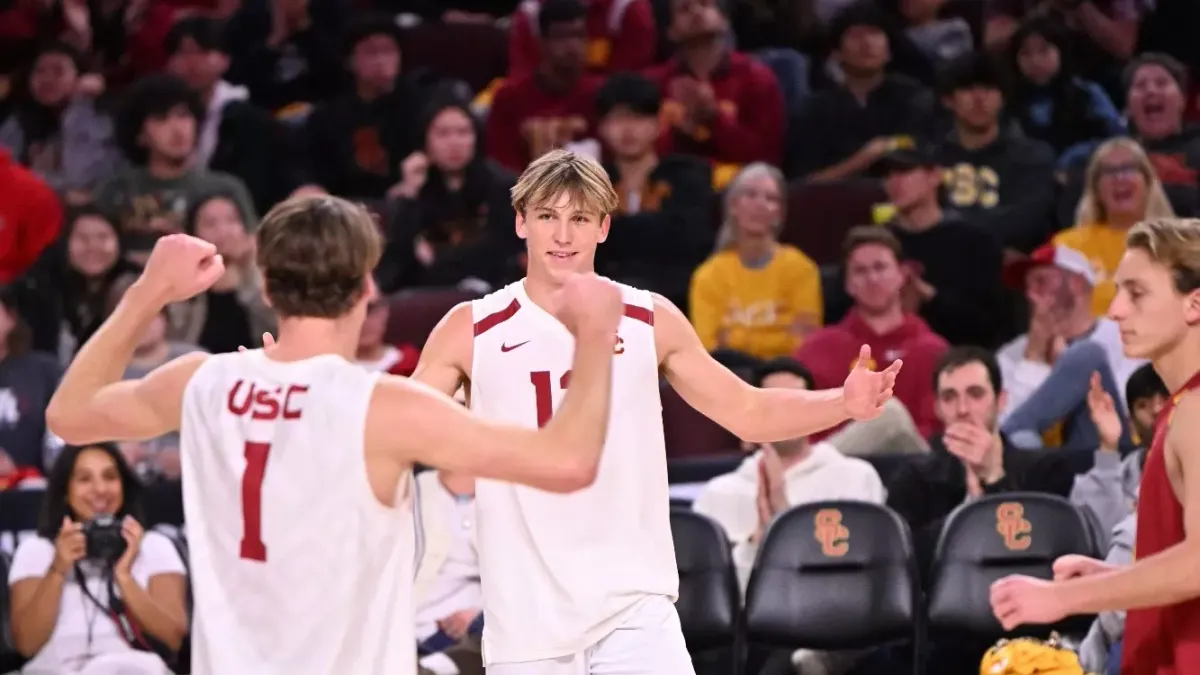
left=979, top=635, right=1092, bottom=675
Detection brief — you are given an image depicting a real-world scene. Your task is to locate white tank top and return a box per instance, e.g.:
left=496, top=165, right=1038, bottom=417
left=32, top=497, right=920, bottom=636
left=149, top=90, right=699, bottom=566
left=469, top=280, right=678, bottom=664
left=179, top=351, right=418, bottom=675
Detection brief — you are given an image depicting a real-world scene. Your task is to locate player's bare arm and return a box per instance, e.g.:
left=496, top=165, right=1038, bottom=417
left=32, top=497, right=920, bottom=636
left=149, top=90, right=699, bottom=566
left=369, top=274, right=621, bottom=492
left=46, top=236, right=221, bottom=444
left=409, top=302, right=473, bottom=397
left=652, top=295, right=902, bottom=442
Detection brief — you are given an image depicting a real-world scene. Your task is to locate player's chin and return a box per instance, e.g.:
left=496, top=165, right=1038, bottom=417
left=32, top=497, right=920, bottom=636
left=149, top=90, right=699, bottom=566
left=543, top=252, right=585, bottom=278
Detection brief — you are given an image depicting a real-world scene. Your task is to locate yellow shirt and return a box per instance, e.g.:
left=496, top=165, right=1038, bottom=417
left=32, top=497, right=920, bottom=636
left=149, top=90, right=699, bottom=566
left=688, top=245, right=823, bottom=359
left=1053, top=223, right=1129, bottom=318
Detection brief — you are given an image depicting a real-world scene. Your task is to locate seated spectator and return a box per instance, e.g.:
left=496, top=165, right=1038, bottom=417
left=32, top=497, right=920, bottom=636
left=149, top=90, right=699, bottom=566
left=997, top=244, right=1145, bottom=451
left=934, top=53, right=1057, bottom=253
left=593, top=72, right=713, bottom=308
left=301, top=14, right=422, bottom=199
left=164, top=16, right=298, bottom=210
left=1056, top=137, right=1177, bottom=317
left=506, top=0, right=656, bottom=79
left=880, top=146, right=1006, bottom=347
left=413, top=468, right=483, bottom=675
left=380, top=96, right=520, bottom=291
left=0, top=41, right=120, bottom=201
left=886, top=347, right=1074, bottom=580
left=1071, top=363, right=1166, bottom=534
left=355, top=298, right=419, bottom=376
left=0, top=145, right=62, bottom=284
left=486, top=0, right=602, bottom=173
left=172, top=191, right=276, bottom=353
left=0, top=286, right=60, bottom=479
left=644, top=0, right=785, bottom=178
left=688, top=163, right=822, bottom=361
left=1006, top=18, right=1124, bottom=158
left=8, top=443, right=187, bottom=674
left=797, top=226, right=948, bottom=438
left=791, top=1, right=935, bottom=180
left=890, top=0, right=973, bottom=85
left=96, top=74, right=256, bottom=265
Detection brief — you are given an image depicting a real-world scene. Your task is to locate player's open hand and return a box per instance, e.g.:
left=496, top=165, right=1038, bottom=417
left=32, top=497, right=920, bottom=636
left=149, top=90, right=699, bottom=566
left=554, top=273, right=622, bottom=338
left=841, top=345, right=903, bottom=421
left=139, top=234, right=225, bottom=304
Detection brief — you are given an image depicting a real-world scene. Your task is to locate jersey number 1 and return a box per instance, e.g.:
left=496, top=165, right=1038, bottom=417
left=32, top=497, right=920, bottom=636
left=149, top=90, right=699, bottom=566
left=240, top=441, right=271, bottom=562
left=530, top=370, right=572, bottom=428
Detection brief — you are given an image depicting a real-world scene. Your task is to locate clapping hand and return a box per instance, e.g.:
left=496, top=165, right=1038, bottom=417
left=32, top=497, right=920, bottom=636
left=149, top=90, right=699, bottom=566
left=1086, top=372, right=1122, bottom=451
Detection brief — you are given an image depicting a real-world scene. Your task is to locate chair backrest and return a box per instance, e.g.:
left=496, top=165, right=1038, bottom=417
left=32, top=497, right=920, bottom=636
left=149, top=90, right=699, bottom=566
left=384, top=288, right=482, bottom=349
left=927, top=492, right=1097, bottom=640
left=745, top=501, right=918, bottom=650
left=671, top=509, right=740, bottom=649
left=781, top=180, right=886, bottom=266
left=661, top=382, right=739, bottom=459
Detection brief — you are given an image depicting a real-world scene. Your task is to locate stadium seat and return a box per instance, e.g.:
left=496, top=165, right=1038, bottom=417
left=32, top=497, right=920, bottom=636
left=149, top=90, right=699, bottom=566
left=0, top=551, right=26, bottom=674
left=399, top=22, right=508, bottom=93
left=661, top=382, right=740, bottom=459
left=384, top=288, right=482, bottom=349
left=670, top=509, right=741, bottom=674
left=927, top=492, right=1099, bottom=643
left=745, top=501, right=920, bottom=664
left=1078, top=504, right=1111, bottom=554
left=781, top=179, right=886, bottom=266
left=142, top=481, right=185, bottom=529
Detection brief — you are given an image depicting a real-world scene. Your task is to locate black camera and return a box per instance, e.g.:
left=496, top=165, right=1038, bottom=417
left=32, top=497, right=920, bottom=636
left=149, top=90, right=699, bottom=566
left=82, top=515, right=127, bottom=564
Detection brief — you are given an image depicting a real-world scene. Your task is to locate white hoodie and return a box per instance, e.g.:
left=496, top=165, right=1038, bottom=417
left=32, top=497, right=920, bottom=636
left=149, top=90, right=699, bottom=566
left=692, top=442, right=886, bottom=594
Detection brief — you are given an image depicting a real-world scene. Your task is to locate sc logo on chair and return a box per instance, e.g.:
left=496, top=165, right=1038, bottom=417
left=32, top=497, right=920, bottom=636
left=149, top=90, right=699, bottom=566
left=995, top=502, right=1032, bottom=551
left=813, top=508, right=850, bottom=557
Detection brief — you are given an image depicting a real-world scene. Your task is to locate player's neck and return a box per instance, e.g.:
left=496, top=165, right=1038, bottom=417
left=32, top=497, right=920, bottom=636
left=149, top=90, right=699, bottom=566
left=1154, top=337, right=1200, bottom=392
left=271, top=317, right=359, bottom=361
left=522, top=268, right=591, bottom=315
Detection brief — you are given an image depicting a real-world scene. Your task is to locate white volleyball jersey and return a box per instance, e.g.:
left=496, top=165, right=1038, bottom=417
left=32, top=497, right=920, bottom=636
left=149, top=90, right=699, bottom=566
left=179, top=351, right=418, bottom=675
left=468, top=280, right=678, bottom=664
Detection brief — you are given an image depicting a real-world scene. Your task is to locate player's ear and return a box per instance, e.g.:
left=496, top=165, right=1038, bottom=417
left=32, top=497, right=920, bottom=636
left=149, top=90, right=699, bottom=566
left=597, top=214, right=611, bottom=243
left=1184, top=288, right=1200, bottom=326
left=515, top=211, right=529, bottom=240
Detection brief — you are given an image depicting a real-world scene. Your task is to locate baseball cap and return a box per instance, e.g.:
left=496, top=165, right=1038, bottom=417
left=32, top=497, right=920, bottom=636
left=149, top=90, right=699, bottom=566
left=877, top=143, right=937, bottom=174
left=1003, top=244, right=1097, bottom=290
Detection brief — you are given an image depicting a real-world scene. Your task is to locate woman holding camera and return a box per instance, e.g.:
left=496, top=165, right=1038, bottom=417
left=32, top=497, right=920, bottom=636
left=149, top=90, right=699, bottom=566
left=7, top=443, right=187, bottom=674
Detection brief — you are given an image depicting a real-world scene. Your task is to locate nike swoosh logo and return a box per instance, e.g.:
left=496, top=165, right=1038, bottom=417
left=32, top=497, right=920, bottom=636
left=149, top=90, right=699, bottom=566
left=501, top=340, right=530, bottom=352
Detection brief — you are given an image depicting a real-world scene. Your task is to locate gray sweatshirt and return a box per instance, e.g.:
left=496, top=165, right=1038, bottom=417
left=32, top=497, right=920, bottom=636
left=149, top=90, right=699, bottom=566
left=1078, top=514, right=1136, bottom=673
left=1070, top=449, right=1143, bottom=535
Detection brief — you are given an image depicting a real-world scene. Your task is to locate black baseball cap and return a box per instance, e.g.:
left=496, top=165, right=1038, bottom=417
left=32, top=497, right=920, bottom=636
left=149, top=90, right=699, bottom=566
left=877, top=143, right=938, bottom=174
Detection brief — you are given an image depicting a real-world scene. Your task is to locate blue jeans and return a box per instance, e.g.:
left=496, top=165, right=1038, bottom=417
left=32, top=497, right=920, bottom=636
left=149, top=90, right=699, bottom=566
left=755, top=48, right=810, bottom=120
left=1107, top=639, right=1122, bottom=675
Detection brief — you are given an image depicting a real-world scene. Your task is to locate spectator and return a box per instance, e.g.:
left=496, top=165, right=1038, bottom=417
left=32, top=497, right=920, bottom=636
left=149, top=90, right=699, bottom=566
left=886, top=346, right=1074, bottom=580
left=173, top=191, right=276, bottom=353
left=96, top=74, right=256, bottom=265
left=791, top=1, right=935, bottom=181
left=796, top=227, right=948, bottom=438
left=0, top=146, right=63, bottom=284
left=890, top=0, right=973, bottom=84
left=593, top=72, right=713, bottom=309
left=82, top=0, right=178, bottom=88
left=0, top=286, right=60, bottom=478
left=380, top=96, right=520, bottom=291
left=934, top=53, right=1058, bottom=253
left=1006, top=18, right=1125, bottom=157
left=1056, top=137, right=1176, bottom=317
left=997, top=244, right=1144, bottom=451
left=7, top=442, right=187, bottom=674
left=692, top=358, right=885, bottom=591
left=506, top=0, right=656, bottom=79
left=486, top=0, right=602, bottom=173
left=688, top=163, right=822, bottom=361
left=0, top=41, right=120, bottom=200
left=879, top=146, right=1006, bottom=347
left=164, top=16, right=298, bottom=210
left=355, top=297, right=419, bottom=376
left=302, top=13, right=422, bottom=198
left=645, top=0, right=785, bottom=174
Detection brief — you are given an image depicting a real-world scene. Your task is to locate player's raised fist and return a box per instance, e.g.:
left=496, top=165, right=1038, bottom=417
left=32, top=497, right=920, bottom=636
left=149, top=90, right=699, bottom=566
left=554, top=273, right=622, bottom=337
left=139, top=234, right=226, bottom=304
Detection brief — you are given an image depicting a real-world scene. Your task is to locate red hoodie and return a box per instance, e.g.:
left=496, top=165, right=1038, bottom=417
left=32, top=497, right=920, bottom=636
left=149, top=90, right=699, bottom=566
left=0, top=149, right=62, bottom=284
left=795, top=311, right=948, bottom=439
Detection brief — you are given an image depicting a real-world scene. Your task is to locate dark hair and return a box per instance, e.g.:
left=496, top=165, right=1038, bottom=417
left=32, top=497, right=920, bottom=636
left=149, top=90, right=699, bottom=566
left=0, top=285, right=33, bottom=357
left=595, top=72, right=662, bottom=119
left=828, top=0, right=891, bottom=50
left=413, top=95, right=495, bottom=244
left=36, top=443, right=145, bottom=539
left=842, top=225, right=902, bottom=264
left=165, top=16, right=227, bottom=56
left=1125, top=363, right=1168, bottom=410
left=115, top=74, right=204, bottom=163
left=1123, top=52, right=1188, bottom=93
left=8, top=41, right=87, bottom=157
left=932, top=346, right=1003, bottom=394
left=939, top=52, right=1005, bottom=97
left=341, top=13, right=402, bottom=57
left=184, top=189, right=252, bottom=236
left=58, top=206, right=134, bottom=341
left=539, top=0, right=587, bottom=35
left=753, top=357, right=814, bottom=389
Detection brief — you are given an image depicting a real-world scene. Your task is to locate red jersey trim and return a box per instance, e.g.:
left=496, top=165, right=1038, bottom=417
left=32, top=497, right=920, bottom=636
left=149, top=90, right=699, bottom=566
left=473, top=299, right=521, bottom=336
left=623, top=304, right=654, bottom=326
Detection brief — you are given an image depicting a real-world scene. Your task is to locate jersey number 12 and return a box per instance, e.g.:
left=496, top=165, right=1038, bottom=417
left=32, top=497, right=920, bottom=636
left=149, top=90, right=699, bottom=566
left=530, top=370, right=572, bottom=428
left=239, top=441, right=271, bottom=561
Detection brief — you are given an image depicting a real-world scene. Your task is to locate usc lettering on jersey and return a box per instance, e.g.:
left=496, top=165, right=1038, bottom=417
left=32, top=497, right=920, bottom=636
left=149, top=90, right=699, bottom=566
left=180, top=351, right=418, bottom=675
left=469, top=280, right=678, bottom=664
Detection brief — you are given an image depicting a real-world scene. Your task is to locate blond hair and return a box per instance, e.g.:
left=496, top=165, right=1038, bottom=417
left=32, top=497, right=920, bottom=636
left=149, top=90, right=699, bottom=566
left=715, top=162, right=787, bottom=250
left=1126, top=218, right=1200, bottom=294
left=1075, top=137, right=1175, bottom=225
left=510, top=149, right=619, bottom=216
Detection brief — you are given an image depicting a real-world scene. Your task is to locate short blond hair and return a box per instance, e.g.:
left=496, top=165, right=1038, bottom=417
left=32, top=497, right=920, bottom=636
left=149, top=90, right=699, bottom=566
left=510, top=149, right=619, bottom=216
left=1126, top=218, right=1200, bottom=294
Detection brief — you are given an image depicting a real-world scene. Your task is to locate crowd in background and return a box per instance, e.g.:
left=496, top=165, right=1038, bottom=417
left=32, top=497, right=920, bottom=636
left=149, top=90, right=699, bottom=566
left=2, top=0, right=1200, bottom=673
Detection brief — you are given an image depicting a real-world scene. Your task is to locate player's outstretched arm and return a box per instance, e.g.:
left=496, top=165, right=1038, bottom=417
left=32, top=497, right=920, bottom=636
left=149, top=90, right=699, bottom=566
left=654, top=295, right=901, bottom=443
left=46, top=236, right=220, bottom=444
left=369, top=274, right=623, bottom=492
